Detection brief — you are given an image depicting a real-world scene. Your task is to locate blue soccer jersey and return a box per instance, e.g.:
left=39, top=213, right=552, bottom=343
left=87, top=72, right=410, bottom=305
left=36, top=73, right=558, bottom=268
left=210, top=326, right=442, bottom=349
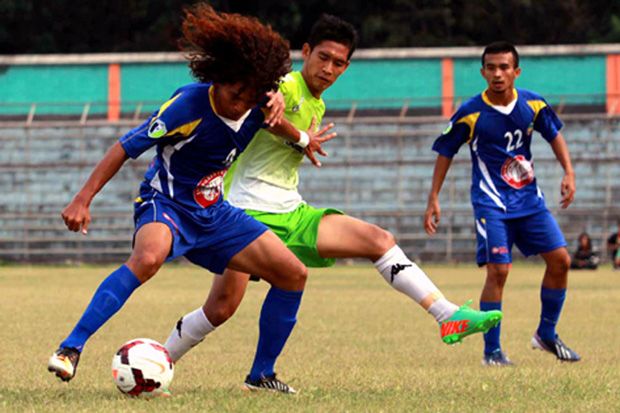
left=119, top=82, right=265, bottom=212
left=432, top=88, right=563, bottom=218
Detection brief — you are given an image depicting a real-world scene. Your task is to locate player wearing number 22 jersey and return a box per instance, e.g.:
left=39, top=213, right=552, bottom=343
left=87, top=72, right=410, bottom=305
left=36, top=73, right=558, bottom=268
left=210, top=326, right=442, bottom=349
left=433, top=88, right=566, bottom=265
left=427, top=42, right=579, bottom=367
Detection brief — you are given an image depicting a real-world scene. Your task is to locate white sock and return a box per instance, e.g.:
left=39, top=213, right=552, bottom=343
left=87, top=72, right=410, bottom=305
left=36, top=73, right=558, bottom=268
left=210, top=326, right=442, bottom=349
left=374, top=245, right=458, bottom=322
left=164, top=308, right=216, bottom=362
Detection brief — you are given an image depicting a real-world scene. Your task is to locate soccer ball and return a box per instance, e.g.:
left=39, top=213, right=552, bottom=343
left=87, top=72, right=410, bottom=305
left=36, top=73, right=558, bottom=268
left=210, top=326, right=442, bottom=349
left=111, top=338, right=174, bottom=397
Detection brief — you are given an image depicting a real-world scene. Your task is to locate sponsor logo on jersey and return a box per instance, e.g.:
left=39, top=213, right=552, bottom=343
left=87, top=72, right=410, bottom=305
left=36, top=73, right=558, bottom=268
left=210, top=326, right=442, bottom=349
left=148, top=119, right=168, bottom=138
left=193, top=170, right=226, bottom=208
left=491, top=246, right=509, bottom=255
left=501, top=155, right=534, bottom=189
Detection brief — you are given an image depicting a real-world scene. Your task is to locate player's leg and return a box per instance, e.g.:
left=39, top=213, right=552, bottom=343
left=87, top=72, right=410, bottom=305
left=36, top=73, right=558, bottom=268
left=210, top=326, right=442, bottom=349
left=165, top=269, right=250, bottom=362
left=48, top=222, right=173, bottom=381
left=538, top=247, right=570, bottom=341
left=513, top=210, right=580, bottom=361
left=226, top=230, right=306, bottom=392
left=480, top=263, right=511, bottom=365
left=532, top=247, right=579, bottom=361
left=317, top=213, right=502, bottom=344
left=476, top=216, right=514, bottom=366
left=317, top=214, right=457, bottom=318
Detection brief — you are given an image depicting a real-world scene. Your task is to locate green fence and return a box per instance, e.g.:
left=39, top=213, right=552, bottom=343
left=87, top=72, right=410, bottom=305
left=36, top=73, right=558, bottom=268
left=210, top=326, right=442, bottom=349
left=0, top=52, right=609, bottom=116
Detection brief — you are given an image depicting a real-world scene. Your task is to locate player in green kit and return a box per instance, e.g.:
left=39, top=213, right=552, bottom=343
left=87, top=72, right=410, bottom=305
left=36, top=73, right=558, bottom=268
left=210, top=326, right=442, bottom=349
left=164, top=15, right=503, bottom=393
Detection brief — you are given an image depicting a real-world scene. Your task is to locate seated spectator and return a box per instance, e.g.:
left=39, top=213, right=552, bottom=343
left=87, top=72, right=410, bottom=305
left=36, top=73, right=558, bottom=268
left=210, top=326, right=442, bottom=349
left=607, top=223, right=620, bottom=269
left=571, top=232, right=599, bottom=270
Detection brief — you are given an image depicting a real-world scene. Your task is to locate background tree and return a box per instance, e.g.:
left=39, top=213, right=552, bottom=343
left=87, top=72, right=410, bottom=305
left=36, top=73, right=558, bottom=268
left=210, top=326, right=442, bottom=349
left=1, top=0, right=619, bottom=54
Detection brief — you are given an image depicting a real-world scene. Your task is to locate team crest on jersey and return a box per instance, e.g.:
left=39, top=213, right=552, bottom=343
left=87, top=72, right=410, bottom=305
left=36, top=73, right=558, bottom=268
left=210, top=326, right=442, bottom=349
left=526, top=121, right=534, bottom=136
left=291, top=97, right=305, bottom=113
left=148, top=119, right=168, bottom=139
left=223, top=148, right=237, bottom=167
left=501, top=155, right=535, bottom=189
left=193, top=170, right=226, bottom=208
left=442, top=122, right=453, bottom=135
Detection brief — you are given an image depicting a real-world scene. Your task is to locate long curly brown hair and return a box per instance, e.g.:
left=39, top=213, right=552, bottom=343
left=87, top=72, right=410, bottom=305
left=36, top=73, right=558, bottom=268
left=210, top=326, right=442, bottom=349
left=180, top=4, right=291, bottom=99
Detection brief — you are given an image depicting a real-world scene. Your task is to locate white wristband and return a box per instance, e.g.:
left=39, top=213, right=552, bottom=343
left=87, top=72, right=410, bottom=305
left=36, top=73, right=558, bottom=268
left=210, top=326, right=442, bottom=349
left=297, top=131, right=310, bottom=148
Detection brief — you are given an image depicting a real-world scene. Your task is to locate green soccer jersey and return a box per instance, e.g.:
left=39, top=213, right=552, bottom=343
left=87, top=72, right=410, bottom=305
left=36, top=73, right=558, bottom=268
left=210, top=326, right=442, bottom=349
left=224, top=71, right=326, bottom=212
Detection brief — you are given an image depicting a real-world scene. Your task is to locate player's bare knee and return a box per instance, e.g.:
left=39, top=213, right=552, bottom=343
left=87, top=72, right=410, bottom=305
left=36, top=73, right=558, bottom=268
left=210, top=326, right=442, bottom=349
left=294, top=262, right=308, bottom=284
left=203, top=301, right=236, bottom=326
left=551, top=253, right=571, bottom=274
left=127, top=252, right=164, bottom=281
left=376, top=227, right=396, bottom=253
left=285, top=261, right=308, bottom=288
left=487, top=267, right=509, bottom=288
left=367, top=225, right=396, bottom=256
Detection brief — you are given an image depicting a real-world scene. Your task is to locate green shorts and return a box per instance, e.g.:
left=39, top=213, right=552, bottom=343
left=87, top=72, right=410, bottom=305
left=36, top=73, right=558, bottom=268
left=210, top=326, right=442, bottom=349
left=245, top=203, right=343, bottom=267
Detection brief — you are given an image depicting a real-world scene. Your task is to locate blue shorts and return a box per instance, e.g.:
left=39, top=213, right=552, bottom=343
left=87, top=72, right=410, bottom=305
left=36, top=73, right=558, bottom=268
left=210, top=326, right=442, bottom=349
left=474, top=209, right=566, bottom=266
left=133, top=191, right=268, bottom=274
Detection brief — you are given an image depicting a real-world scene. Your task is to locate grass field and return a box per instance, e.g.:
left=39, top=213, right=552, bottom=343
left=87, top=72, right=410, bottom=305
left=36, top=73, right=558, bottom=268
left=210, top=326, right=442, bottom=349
left=1, top=263, right=619, bottom=412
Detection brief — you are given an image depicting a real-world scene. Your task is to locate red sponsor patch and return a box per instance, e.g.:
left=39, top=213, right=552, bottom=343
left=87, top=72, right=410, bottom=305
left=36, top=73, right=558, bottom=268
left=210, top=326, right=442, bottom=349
left=491, top=246, right=509, bottom=255
left=501, top=155, right=534, bottom=189
left=193, top=170, right=226, bottom=208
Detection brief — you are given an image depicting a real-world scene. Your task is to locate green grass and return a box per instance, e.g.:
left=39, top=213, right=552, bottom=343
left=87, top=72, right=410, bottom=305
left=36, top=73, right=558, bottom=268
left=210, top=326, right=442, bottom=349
left=1, top=264, right=619, bottom=412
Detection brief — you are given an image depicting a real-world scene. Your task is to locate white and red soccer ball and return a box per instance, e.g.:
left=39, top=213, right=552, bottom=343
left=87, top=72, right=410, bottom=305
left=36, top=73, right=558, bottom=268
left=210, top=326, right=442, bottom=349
left=111, top=338, right=174, bottom=397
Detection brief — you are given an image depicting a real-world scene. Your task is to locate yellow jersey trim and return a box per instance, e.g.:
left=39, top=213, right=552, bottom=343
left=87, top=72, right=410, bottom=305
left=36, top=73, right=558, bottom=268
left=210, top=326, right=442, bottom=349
left=151, top=91, right=203, bottom=138
left=526, top=100, right=547, bottom=121
left=209, top=85, right=220, bottom=117
left=166, top=118, right=202, bottom=138
left=456, top=112, right=481, bottom=143
left=157, top=93, right=182, bottom=118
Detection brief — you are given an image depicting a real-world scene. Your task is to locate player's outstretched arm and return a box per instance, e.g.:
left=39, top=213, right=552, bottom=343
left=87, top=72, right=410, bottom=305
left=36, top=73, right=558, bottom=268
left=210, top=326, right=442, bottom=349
left=268, top=117, right=337, bottom=167
left=263, top=91, right=285, bottom=128
left=61, top=141, right=129, bottom=234
left=549, top=133, right=575, bottom=209
left=424, top=155, right=453, bottom=235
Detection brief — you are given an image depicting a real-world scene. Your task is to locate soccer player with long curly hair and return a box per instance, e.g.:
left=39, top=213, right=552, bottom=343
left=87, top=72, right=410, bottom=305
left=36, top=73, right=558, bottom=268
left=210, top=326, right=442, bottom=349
left=47, top=4, right=320, bottom=385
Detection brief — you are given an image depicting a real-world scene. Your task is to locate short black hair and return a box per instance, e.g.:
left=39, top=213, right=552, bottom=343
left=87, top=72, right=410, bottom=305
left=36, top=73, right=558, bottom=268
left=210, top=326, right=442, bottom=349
left=482, top=41, right=520, bottom=68
left=307, top=14, right=358, bottom=60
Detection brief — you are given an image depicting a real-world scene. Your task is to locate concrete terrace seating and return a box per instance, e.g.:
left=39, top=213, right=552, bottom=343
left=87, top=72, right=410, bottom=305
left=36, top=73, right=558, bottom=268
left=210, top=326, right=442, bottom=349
left=0, top=114, right=618, bottom=263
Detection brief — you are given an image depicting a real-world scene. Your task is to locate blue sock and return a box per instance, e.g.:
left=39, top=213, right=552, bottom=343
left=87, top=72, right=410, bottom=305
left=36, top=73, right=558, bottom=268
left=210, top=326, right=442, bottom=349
left=536, top=287, right=566, bottom=341
left=60, top=265, right=141, bottom=352
left=249, top=287, right=303, bottom=381
left=480, top=301, right=502, bottom=355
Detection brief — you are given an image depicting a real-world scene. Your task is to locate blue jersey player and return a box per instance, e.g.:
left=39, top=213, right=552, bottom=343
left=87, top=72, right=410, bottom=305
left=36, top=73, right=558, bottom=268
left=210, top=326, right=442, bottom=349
left=47, top=5, right=313, bottom=384
left=424, top=42, right=580, bottom=365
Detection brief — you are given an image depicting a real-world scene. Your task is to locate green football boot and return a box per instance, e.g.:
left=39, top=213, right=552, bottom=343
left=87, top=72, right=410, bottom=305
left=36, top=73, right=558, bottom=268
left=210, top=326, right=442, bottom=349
left=440, top=300, right=503, bottom=345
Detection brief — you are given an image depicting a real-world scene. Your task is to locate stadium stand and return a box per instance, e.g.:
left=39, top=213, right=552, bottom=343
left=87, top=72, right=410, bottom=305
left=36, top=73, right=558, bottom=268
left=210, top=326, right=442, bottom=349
left=0, top=114, right=618, bottom=263
left=1, top=45, right=619, bottom=263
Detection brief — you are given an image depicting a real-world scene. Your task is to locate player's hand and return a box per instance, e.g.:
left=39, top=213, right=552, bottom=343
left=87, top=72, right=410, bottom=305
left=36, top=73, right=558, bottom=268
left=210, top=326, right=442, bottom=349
left=560, top=172, right=575, bottom=209
left=61, top=196, right=91, bottom=235
left=424, top=198, right=441, bottom=235
left=304, top=117, right=337, bottom=168
left=264, top=91, right=285, bottom=127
